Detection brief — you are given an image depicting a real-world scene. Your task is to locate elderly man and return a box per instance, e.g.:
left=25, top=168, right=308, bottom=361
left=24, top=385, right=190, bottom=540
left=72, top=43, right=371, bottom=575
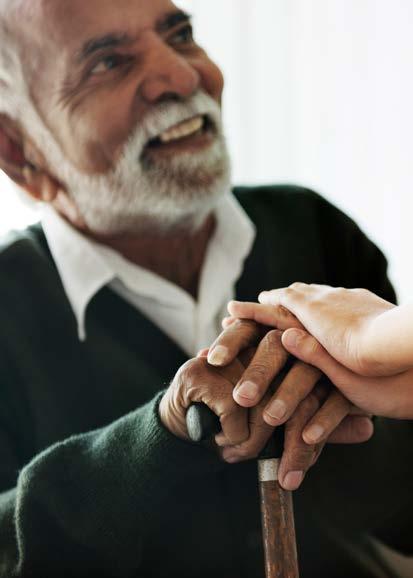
left=0, top=0, right=411, bottom=577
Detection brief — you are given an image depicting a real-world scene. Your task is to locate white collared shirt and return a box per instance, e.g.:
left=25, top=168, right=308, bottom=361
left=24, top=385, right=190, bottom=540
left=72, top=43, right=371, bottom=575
left=42, top=193, right=256, bottom=357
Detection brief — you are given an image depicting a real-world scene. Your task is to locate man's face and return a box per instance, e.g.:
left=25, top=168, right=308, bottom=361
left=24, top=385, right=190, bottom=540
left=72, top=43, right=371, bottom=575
left=20, top=0, right=230, bottom=233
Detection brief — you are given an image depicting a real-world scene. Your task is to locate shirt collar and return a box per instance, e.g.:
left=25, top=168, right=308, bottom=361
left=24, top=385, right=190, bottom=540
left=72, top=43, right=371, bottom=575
left=42, top=192, right=256, bottom=341
left=42, top=207, right=115, bottom=340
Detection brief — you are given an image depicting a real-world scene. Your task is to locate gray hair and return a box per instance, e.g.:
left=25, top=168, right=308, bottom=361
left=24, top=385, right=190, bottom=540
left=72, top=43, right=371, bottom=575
left=0, top=6, right=28, bottom=120
left=0, top=7, right=72, bottom=180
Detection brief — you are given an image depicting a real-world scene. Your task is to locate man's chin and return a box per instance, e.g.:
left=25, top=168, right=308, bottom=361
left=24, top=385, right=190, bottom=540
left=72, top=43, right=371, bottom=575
left=66, top=137, right=231, bottom=236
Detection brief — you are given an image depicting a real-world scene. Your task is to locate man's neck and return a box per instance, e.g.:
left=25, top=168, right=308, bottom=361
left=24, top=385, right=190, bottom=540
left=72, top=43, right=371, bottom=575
left=88, top=215, right=216, bottom=300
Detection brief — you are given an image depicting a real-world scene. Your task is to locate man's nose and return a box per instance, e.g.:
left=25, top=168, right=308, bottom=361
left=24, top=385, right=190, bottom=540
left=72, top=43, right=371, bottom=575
left=139, top=41, right=200, bottom=104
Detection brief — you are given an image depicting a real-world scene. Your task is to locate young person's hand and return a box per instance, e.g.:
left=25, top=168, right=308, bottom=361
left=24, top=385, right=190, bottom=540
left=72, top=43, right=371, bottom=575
left=229, top=284, right=397, bottom=376
left=278, top=328, right=413, bottom=419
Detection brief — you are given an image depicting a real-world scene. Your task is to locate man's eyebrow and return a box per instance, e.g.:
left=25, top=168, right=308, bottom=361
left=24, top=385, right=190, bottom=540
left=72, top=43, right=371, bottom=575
left=157, top=10, right=192, bottom=33
left=76, top=11, right=191, bottom=63
left=77, top=33, right=133, bottom=63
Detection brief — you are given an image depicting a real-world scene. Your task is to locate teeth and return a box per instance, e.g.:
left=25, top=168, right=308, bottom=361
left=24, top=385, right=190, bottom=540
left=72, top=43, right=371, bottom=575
left=159, top=116, right=204, bottom=143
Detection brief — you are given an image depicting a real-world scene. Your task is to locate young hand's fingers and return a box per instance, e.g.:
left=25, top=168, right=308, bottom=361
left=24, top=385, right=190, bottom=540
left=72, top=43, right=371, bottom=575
left=232, top=330, right=289, bottom=408
left=325, top=416, right=374, bottom=444
left=281, top=329, right=355, bottom=385
left=302, top=389, right=352, bottom=444
left=259, top=283, right=323, bottom=310
left=262, top=362, right=322, bottom=426
left=281, top=329, right=377, bottom=411
left=282, top=329, right=413, bottom=419
left=227, top=301, right=303, bottom=331
left=207, top=319, right=262, bottom=367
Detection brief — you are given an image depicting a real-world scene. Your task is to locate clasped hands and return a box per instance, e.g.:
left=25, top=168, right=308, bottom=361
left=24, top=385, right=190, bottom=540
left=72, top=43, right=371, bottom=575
left=160, top=303, right=373, bottom=491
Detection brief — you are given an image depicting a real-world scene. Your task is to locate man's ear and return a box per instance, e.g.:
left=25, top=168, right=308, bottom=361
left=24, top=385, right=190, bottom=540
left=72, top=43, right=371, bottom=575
left=0, top=114, right=61, bottom=203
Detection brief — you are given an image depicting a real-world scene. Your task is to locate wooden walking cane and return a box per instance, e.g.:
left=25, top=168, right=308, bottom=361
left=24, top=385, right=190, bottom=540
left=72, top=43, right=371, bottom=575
left=186, top=403, right=300, bottom=578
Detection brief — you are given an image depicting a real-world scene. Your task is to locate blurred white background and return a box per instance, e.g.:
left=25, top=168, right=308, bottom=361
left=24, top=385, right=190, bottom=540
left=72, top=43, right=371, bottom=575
left=1, top=0, right=412, bottom=302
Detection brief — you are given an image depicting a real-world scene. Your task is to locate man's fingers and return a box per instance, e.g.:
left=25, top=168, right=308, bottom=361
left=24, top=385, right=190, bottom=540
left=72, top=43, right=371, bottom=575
left=263, top=362, right=322, bottom=426
left=178, top=358, right=249, bottom=445
left=302, top=389, right=352, bottom=444
left=197, top=382, right=249, bottom=446
left=219, top=397, right=275, bottom=462
left=232, top=330, right=288, bottom=407
left=208, top=319, right=262, bottom=367
left=326, top=416, right=374, bottom=444
left=221, top=419, right=274, bottom=463
left=227, top=301, right=303, bottom=331
left=278, top=393, right=323, bottom=491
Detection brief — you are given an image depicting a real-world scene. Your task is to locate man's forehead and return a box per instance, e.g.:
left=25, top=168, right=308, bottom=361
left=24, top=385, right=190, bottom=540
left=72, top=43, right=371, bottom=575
left=21, top=0, right=180, bottom=43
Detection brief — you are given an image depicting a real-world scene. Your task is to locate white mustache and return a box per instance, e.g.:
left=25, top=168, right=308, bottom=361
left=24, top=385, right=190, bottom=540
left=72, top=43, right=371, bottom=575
left=124, top=90, right=222, bottom=154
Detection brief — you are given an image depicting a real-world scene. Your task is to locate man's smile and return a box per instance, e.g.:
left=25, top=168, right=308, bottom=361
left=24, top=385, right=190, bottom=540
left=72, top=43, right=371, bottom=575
left=145, top=114, right=215, bottom=156
left=159, top=115, right=205, bottom=143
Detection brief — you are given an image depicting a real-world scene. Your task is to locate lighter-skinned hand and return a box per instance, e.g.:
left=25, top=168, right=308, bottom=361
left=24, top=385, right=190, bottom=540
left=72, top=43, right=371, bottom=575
left=256, top=283, right=396, bottom=376
left=280, top=328, right=413, bottom=419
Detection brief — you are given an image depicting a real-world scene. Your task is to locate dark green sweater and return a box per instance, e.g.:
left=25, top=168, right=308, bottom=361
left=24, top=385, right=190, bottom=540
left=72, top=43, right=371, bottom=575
left=0, top=186, right=411, bottom=578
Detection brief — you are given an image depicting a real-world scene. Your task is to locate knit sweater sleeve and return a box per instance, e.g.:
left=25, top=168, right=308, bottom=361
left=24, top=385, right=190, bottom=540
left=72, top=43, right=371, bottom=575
left=0, top=391, right=220, bottom=577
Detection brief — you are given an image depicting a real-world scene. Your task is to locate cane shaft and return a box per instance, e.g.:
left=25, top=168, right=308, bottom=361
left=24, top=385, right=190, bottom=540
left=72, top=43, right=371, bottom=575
left=259, top=459, right=299, bottom=578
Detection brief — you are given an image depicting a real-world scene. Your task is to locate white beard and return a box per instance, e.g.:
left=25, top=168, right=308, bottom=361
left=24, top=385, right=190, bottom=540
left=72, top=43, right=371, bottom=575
left=23, top=90, right=231, bottom=235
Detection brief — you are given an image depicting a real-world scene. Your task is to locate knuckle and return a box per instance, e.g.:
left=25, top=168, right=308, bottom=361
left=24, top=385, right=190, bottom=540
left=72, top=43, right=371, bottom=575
left=247, top=362, right=269, bottom=382
left=287, top=446, right=317, bottom=471
left=180, top=357, right=206, bottom=384
left=290, top=282, right=305, bottom=292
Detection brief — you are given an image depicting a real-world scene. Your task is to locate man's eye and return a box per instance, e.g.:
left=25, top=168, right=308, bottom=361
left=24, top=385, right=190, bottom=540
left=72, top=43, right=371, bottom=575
left=170, top=25, right=194, bottom=45
left=89, top=55, right=124, bottom=76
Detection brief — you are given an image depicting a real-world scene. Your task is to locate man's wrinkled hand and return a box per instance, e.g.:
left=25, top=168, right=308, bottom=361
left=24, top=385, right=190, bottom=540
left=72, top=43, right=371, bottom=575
left=206, top=319, right=374, bottom=489
left=159, top=356, right=249, bottom=444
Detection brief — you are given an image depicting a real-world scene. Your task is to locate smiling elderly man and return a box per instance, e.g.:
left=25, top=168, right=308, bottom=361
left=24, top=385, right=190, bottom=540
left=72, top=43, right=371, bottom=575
left=0, top=1, right=411, bottom=577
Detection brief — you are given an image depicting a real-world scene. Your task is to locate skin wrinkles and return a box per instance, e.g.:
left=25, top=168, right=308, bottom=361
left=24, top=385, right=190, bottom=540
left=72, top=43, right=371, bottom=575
left=6, top=0, right=216, bottom=175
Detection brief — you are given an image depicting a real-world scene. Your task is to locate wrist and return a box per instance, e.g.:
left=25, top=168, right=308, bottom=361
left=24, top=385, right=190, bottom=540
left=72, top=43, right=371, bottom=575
left=356, top=315, right=403, bottom=376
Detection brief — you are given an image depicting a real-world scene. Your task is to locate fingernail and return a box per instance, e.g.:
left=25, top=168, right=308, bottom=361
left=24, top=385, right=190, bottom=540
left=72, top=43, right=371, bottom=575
left=208, top=345, right=229, bottom=366
left=282, top=329, right=305, bottom=348
left=283, top=471, right=304, bottom=491
left=235, top=381, right=259, bottom=401
left=265, top=399, right=287, bottom=422
left=304, top=424, right=325, bottom=443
